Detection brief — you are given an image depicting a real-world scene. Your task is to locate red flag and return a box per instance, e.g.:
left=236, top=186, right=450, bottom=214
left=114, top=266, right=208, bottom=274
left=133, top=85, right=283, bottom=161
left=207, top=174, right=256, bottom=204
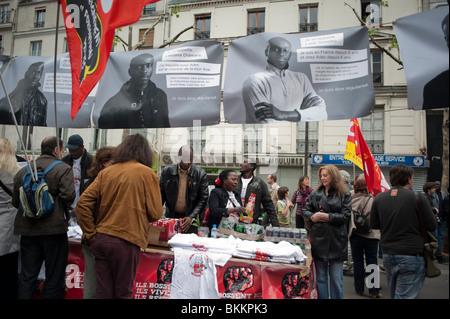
left=59, top=0, right=161, bottom=120
left=344, top=119, right=390, bottom=196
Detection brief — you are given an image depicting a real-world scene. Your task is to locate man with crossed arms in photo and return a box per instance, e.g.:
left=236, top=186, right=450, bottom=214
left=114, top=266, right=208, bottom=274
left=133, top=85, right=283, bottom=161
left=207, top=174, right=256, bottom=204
left=242, top=36, right=327, bottom=123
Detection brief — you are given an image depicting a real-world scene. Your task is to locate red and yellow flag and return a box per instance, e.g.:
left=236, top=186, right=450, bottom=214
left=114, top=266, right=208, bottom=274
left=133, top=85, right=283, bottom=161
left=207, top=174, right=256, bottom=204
left=59, top=0, right=161, bottom=120
left=344, top=118, right=390, bottom=196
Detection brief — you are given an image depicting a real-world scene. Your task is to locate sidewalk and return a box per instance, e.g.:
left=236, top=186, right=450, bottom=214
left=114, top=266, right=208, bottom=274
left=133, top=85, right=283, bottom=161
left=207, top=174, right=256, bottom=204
left=342, top=257, right=449, bottom=299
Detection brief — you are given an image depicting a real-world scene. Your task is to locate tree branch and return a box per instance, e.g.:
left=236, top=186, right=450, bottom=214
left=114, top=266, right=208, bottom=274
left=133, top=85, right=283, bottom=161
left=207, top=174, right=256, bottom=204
left=344, top=2, right=402, bottom=66
left=132, top=15, right=164, bottom=50
left=158, top=24, right=195, bottom=48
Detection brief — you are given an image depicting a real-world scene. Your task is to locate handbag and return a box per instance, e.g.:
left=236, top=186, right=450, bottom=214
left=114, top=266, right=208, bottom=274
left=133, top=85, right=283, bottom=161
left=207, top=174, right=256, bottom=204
left=352, top=196, right=372, bottom=234
left=414, top=191, right=441, bottom=278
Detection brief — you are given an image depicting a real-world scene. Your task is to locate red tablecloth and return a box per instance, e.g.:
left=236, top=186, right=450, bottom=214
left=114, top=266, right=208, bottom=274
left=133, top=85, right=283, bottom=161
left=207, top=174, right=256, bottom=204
left=64, top=240, right=317, bottom=299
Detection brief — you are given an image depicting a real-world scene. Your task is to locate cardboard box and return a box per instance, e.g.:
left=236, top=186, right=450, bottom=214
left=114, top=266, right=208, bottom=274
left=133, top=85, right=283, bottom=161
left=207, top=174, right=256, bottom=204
left=148, top=218, right=182, bottom=247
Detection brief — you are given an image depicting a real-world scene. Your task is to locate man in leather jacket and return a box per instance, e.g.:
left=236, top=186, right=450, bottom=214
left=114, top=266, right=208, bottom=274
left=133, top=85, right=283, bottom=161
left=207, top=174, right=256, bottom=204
left=159, top=145, right=209, bottom=233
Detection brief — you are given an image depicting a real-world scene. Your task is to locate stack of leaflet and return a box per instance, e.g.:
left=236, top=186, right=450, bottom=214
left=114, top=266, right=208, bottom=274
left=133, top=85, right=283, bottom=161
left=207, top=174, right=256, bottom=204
left=233, top=240, right=307, bottom=264
left=167, top=233, right=241, bottom=262
left=67, top=225, right=82, bottom=239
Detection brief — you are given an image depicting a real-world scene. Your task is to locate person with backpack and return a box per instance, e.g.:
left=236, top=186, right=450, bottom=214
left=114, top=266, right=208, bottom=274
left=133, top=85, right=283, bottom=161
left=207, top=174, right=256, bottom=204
left=11, top=136, right=75, bottom=299
left=348, top=178, right=381, bottom=299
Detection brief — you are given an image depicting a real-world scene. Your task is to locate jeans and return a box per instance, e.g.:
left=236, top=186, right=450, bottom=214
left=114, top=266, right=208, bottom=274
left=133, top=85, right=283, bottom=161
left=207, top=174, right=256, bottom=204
left=81, top=243, right=97, bottom=299
left=383, top=254, right=425, bottom=299
left=314, top=259, right=344, bottom=299
left=435, top=221, right=445, bottom=258
left=90, top=233, right=141, bottom=299
left=18, top=234, right=68, bottom=299
left=350, top=235, right=380, bottom=296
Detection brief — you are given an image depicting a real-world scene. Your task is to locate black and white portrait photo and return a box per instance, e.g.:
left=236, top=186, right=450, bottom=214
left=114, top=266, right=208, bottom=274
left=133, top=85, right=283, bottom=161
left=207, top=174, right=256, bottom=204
left=0, top=61, right=47, bottom=126
left=98, top=53, right=170, bottom=129
left=242, top=36, right=327, bottom=123
left=394, top=6, right=449, bottom=110
left=422, top=13, right=449, bottom=110
left=223, top=28, right=375, bottom=124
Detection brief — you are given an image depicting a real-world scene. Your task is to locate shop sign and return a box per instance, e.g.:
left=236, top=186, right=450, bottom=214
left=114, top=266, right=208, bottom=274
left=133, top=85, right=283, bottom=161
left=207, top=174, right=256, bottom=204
left=312, top=154, right=427, bottom=167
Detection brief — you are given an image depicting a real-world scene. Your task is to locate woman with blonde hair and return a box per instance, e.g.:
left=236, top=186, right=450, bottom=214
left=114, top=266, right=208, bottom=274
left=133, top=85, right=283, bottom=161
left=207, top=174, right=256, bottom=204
left=303, top=164, right=352, bottom=299
left=0, top=138, right=21, bottom=298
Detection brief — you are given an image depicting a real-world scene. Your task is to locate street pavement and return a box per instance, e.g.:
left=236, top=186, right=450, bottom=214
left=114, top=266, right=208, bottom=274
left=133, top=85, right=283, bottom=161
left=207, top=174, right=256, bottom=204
left=342, top=257, right=449, bottom=299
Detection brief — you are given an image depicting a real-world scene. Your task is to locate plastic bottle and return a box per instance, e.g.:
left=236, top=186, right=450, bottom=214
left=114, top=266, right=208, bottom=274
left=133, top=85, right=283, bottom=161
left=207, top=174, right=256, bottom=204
left=211, top=224, right=219, bottom=238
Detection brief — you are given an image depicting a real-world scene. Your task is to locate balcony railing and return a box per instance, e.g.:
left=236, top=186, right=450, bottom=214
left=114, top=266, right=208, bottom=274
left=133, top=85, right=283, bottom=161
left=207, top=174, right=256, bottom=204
left=34, top=21, right=45, bottom=28
left=247, top=27, right=265, bottom=35
left=0, top=11, right=11, bottom=24
left=195, top=31, right=210, bottom=40
left=299, top=23, right=318, bottom=33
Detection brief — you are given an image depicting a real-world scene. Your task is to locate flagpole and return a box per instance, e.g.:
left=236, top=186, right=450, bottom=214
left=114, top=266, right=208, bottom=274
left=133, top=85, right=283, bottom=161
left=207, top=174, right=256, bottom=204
left=54, top=1, right=61, bottom=159
left=353, top=164, right=356, bottom=183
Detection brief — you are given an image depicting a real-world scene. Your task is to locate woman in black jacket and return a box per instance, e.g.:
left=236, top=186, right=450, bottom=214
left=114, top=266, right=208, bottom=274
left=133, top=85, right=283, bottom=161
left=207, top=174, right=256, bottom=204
left=302, top=164, right=352, bottom=299
left=208, top=169, right=245, bottom=230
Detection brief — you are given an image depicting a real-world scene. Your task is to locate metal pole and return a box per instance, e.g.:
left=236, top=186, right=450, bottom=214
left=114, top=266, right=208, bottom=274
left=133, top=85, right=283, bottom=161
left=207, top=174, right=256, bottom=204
left=304, top=122, right=309, bottom=176
left=54, top=1, right=61, bottom=158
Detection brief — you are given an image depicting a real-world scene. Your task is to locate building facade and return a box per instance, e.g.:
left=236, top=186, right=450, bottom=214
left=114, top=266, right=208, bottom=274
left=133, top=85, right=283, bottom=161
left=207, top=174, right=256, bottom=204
left=0, top=0, right=447, bottom=193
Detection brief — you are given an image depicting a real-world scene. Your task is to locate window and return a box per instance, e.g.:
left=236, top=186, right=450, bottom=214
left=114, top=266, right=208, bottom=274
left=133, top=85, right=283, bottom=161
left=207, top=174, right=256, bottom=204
left=142, top=4, right=156, bottom=15
left=244, top=124, right=263, bottom=154
left=35, top=7, right=46, bottom=28
left=190, top=126, right=206, bottom=154
left=0, top=5, right=10, bottom=24
left=138, top=28, right=154, bottom=49
left=195, top=15, right=211, bottom=40
left=371, top=51, right=382, bottom=85
left=248, top=10, right=265, bottom=35
left=299, top=6, right=318, bottom=33
left=297, top=121, right=318, bottom=153
left=361, top=106, right=384, bottom=154
left=0, top=36, right=3, bottom=54
left=30, top=41, right=42, bottom=56
left=362, top=1, right=382, bottom=25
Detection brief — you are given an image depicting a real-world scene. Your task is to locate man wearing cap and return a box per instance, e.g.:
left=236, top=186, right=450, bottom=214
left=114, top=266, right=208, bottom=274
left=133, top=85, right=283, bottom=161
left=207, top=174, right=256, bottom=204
left=62, top=134, right=94, bottom=219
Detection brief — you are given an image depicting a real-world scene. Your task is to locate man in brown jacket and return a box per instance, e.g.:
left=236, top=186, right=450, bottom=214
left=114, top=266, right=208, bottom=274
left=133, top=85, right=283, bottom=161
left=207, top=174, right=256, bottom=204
left=76, top=134, right=163, bottom=299
left=12, top=136, right=75, bottom=299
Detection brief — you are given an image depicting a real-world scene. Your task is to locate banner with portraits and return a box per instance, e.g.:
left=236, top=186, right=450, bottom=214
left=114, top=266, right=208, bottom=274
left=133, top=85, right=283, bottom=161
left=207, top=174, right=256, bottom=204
left=223, top=26, right=375, bottom=124
left=0, top=54, right=96, bottom=128
left=0, top=40, right=223, bottom=128
left=93, top=40, right=224, bottom=128
left=393, top=5, right=449, bottom=110
left=8, top=18, right=450, bottom=128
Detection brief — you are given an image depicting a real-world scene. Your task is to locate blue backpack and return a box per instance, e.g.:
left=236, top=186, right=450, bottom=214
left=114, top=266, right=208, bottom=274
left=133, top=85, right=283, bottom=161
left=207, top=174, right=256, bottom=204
left=19, top=160, right=63, bottom=219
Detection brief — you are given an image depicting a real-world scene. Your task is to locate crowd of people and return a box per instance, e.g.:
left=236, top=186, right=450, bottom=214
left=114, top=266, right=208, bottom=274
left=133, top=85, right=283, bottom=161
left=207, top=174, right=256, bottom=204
left=0, top=134, right=448, bottom=300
